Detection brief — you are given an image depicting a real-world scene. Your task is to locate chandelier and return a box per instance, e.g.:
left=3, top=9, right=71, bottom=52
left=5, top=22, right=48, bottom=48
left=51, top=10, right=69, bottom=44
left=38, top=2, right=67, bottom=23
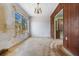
left=34, top=3, right=42, bottom=14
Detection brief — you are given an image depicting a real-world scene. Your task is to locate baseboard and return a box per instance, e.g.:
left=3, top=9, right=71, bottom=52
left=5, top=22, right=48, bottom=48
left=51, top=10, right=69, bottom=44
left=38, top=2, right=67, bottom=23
left=31, top=36, right=52, bottom=39
left=8, top=35, right=30, bottom=49
left=62, top=46, right=74, bottom=56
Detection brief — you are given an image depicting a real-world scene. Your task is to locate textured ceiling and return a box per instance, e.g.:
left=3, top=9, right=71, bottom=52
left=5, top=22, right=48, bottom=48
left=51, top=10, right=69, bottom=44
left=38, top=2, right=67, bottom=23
left=19, top=3, right=58, bottom=16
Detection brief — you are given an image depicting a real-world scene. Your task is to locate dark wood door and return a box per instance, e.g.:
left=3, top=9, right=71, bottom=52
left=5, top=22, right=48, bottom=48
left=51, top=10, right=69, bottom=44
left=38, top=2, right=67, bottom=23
left=51, top=3, right=79, bottom=55
left=63, top=4, right=79, bottom=55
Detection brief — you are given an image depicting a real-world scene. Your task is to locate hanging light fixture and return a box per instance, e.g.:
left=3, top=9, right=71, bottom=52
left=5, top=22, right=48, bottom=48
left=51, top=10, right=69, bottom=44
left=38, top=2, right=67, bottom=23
left=34, top=3, right=42, bottom=14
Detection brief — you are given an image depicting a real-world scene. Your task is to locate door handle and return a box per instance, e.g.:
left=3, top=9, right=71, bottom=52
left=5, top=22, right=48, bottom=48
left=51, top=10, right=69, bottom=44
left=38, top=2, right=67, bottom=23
left=65, top=36, right=67, bottom=40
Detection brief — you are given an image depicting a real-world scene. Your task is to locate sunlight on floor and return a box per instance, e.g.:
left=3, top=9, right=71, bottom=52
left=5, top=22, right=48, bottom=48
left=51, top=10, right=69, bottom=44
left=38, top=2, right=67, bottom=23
left=5, top=37, right=63, bottom=56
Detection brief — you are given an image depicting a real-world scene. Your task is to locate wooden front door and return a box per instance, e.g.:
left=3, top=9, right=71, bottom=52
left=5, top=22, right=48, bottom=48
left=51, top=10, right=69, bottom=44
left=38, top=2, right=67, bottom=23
left=51, top=3, right=79, bottom=55
left=63, top=4, right=79, bottom=55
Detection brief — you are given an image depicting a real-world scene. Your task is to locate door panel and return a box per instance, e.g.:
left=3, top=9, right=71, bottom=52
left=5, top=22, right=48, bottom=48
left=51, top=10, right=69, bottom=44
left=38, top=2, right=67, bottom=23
left=63, top=4, right=79, bottom=55
left=51, top=3, right=79, bottom=55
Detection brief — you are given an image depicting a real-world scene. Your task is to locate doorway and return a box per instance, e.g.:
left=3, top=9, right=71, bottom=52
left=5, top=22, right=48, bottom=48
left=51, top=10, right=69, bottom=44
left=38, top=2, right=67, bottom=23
left=54, top=9, right=63, bottom=39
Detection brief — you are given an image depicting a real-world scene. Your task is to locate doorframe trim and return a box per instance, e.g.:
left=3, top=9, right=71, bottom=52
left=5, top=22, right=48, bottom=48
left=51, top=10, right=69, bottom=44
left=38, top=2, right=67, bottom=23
left=50, top=3, right=63, bottom=38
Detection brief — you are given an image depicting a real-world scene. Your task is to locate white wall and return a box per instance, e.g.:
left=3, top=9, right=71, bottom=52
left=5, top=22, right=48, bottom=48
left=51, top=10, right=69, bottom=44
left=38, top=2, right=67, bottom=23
left=31, top=16, right=50, bottom=37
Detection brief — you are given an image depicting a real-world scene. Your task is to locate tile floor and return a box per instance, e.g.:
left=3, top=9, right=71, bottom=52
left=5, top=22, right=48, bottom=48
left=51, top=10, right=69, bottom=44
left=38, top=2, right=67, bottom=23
left=6, top=37, right=63, bottom=56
